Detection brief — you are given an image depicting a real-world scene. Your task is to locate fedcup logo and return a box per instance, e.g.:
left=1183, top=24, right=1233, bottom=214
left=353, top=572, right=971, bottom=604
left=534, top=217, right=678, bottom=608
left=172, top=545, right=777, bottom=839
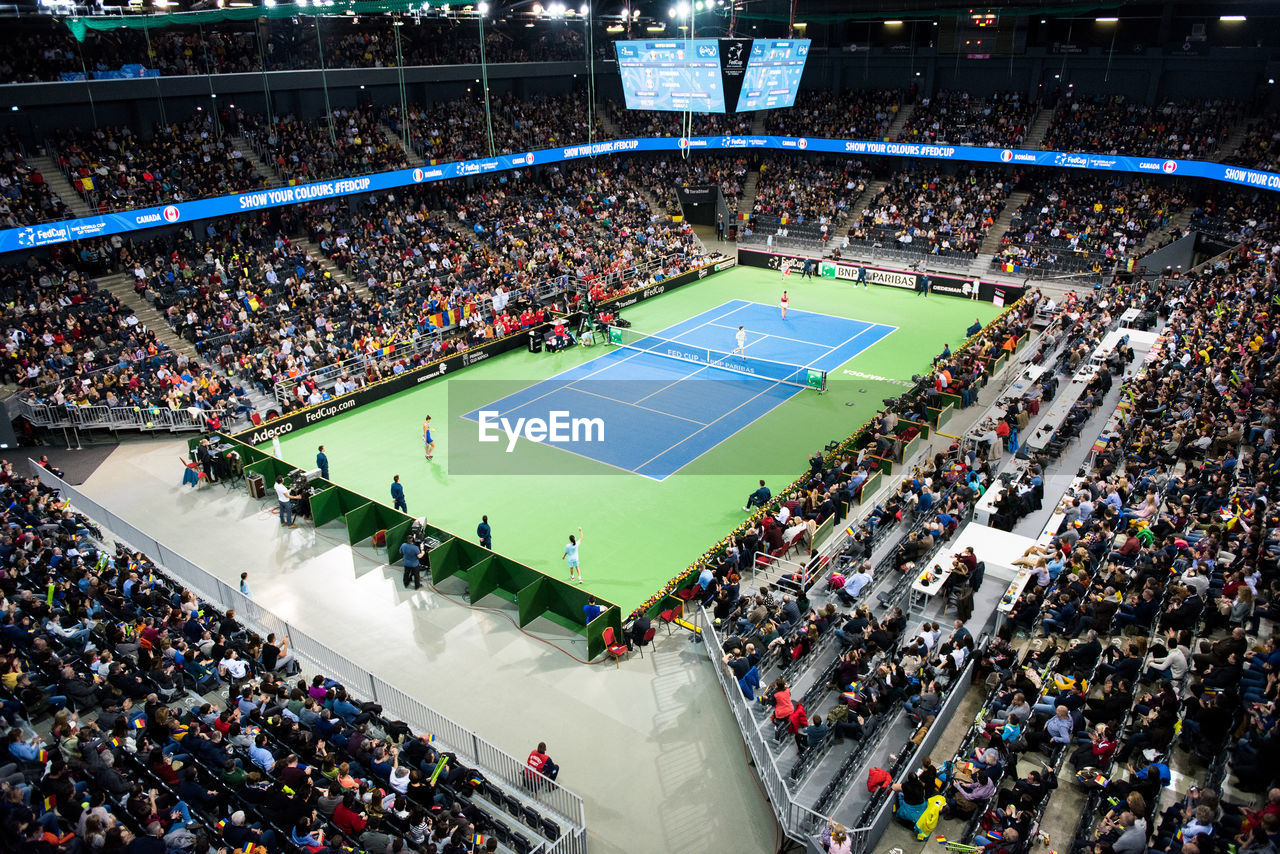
left=162, top=205, right=181, bottom=223
left=413, top=168, right=424, bottom=182
left=797, top=138, right=808, bottom=150
left=16, top=228, right=35, bottom=247
left=1000, top=149, right=1014, bottom=162
left=1162, top=160, right=1178, bottom=174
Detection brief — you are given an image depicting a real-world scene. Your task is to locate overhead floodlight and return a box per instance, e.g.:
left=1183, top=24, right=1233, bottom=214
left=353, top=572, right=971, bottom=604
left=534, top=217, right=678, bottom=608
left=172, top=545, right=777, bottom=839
left=477, top=1, right=488, bottom=12
left=1220, top=15, right=1246, bottom=21
left=579, top=2, right=588, bottom=14
left=262, top=0, right=275, bottom=6
left=1095, top=17, right=1118, bottom=22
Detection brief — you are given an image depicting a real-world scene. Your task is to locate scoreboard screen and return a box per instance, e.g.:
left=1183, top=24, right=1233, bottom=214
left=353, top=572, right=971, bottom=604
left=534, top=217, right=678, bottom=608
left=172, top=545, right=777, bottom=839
left=615, top=39, right=727, bottom=113
left=734, top=39, right=811, bottom=111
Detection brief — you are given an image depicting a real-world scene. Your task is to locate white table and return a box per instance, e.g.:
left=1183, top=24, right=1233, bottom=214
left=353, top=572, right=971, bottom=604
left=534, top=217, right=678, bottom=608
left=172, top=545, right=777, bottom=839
left=1118, top=307, right=1142, bottom=328
left=910, top=565, right=952, bottom=615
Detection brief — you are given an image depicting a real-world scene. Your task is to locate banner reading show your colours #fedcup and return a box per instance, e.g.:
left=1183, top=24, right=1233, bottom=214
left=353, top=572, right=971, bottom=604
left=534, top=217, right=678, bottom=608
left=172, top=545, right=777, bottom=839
left=6, top=134, right=1280, bottom=255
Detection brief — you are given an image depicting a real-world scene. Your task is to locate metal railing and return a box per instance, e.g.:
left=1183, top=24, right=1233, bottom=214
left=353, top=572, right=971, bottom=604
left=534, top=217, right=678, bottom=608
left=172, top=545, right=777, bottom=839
left=10, top=397, right=226, bottom=434
left=700, top=606, right=838, bottom=847
left=27, top=460, right=589, bottom=853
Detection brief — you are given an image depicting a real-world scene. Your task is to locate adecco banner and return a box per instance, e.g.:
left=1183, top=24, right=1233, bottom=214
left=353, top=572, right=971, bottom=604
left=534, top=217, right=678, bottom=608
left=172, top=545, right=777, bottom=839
left=736, top=247, right=1024, bottom=304
left=231, top=326, right=532, bottom=445
left=6, top=133, right=1279, bottom=254
left=232, top=257, right=735, bottom=443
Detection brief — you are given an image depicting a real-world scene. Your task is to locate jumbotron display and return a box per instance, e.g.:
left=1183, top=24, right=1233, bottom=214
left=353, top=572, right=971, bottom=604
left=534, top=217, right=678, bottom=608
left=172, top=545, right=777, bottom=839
left=615, top=39, right=727, bottom=113
left=735, top=39, right=811, bottom=111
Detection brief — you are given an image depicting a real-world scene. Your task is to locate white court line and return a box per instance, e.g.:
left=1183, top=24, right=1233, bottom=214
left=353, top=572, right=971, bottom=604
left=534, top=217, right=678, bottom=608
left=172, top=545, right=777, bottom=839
left=632, top=363, right=712, bottom=407
left=633, top=376, right=796, bottom=477
left=639, top=318, right=899, bottom=479
left=704, top=320, right=870, bottom=349
left=570, top=384, right=710, bottom=426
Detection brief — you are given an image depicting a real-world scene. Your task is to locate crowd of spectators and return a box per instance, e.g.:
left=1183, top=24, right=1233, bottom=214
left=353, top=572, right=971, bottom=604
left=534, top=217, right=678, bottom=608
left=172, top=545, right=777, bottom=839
left=0, top=458, right=545, bottom=854
left=0, top=135, right=71, bottom=228
left=846, top=167, right=1015, bottom=257
left=992, top=173, right=1187, bottom=275
left=622, top=154, right=748, bottom=215
left=764, top=89, right=903, bottom=141
left=383, top=99, right=498, bottom=165
left=1043, top=95, right=1237, bottom=159
left=0, top=245, right=247, bottom=431
left=1224, top=113, right=1280, bottom=173
left=240, top=108, right=408, bottom=185
left=0, top=19, right=588, bottom=83
left=50, top=110, right=267, bottom=214
left=896, top=90, right=1036, bottom=148
left=602, top=100, right=752, bottom=140
left=751, top=156, right=868, bottom=227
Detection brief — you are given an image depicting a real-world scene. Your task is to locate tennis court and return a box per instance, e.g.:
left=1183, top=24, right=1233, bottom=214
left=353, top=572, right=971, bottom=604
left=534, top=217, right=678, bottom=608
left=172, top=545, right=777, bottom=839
left=461, top=300, right=896, bottom=480
left=267, top=267, right=1001, bottom=612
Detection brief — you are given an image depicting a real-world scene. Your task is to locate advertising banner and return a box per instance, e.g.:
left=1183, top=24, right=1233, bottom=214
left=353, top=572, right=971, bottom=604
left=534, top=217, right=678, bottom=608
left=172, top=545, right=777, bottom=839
left=6, top=133, right=1279, bottom=254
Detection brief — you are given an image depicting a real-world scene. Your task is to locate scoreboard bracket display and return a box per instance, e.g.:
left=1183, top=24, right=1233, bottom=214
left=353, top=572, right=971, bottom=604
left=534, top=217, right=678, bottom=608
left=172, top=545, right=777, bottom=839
left=614, top=38, right=811, bottom=113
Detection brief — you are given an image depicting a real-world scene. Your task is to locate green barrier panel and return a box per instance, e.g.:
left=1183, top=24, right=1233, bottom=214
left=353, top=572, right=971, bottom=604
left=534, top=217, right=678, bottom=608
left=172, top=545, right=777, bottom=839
left=311, top=486, right=377, bottom=528
left=383, top=519, right=414, bottom=566
left=489, top=555, right=547, bottom=592
left=812, top=515, right=834, bottom=549
left=869, top=455, right=894, bottom=475
left=586, top=606, right=623, bottom=660
left=897, top=433, right=922, bottom=464
left=538, top=575, right=605, bottom=630
left=856, top=471, right=882, bottom=504
left=927, top=403, right=955, bottom=430
left=516, top=578, right=548, bottom=628
left=368, top=504, right=414, bottom=558
left=428, top=538, right=464, bottom=584
left=465, top=556, right=500, bottom=603
left=938, top=392, right=963, bottom=411
left=343, top=502, right=379, bottom=545
left=992, top=352, right=1008, bottom=375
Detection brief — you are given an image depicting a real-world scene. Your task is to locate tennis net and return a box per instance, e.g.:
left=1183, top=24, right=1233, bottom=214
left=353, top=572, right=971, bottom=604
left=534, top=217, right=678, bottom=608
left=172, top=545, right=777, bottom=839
left=607, top=326, right=827, bottom=391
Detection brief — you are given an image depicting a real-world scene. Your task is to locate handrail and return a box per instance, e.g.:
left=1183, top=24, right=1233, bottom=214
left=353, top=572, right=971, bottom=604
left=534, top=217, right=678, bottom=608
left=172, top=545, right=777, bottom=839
left=26, top=459, right=589, bottom=852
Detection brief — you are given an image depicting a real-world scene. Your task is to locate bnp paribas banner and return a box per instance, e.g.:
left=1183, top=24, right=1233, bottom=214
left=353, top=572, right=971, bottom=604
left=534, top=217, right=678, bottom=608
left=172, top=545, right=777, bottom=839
left=5, top=133, right=1280, bottom=254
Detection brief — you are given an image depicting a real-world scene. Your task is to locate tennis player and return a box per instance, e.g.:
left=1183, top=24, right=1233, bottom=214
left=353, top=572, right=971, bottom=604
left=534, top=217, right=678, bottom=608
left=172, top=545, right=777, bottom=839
left=563, top=527, right=583, bottom=583
left=780, top=290, right=790, bottom=320
left=732, top=325, right=748, bottom=357
left=423, top=415, right=435, bottom=461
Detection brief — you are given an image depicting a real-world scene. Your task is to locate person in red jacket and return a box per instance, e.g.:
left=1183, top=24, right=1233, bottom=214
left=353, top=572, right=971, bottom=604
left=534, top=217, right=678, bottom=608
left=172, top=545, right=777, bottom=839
left=526, top=742, right=560, bottom=781
left=332, top=792, right=368, bottom=835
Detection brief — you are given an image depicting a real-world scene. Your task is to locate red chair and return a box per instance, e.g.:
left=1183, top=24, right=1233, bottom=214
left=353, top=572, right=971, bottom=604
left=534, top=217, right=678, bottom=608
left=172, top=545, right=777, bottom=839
left=676, top=584, right=703, bottom=613
left=634, top=626, right=657, bottom=658
left=659, top=608, right=679, bottom=635
left=602, top=627, right=629, bottom=668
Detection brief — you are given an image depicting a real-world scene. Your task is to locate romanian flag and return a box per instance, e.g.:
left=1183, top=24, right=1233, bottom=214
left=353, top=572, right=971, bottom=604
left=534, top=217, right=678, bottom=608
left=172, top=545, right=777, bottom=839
left=132, top=717, right=146, bottom=730
left=468, top=775, right=483, bottom=787
left=37, top=749, right=48, bottom=763
left=43, top=794, right=55, bottom=812
left=424, top=734, right=435, bottom=744
left=473, top=834, right=486, bottom=847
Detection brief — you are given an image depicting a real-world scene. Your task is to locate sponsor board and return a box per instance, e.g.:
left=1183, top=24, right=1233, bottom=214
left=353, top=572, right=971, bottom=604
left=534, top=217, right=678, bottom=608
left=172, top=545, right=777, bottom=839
left=231, top=330, right=527, bottom=443
left=736, top=248, right=1022, bottom=305
left=714, top=257, right=738, bottom=271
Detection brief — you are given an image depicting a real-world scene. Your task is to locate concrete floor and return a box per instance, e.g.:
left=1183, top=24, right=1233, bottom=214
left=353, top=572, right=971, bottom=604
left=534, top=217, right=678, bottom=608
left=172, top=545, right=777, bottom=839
left=73, top=438, right=779, bottom=854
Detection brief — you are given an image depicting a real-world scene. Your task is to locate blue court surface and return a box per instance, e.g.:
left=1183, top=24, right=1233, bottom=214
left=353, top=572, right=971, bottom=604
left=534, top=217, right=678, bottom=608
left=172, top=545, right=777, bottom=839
left=462, top=300, right=896, bottom=480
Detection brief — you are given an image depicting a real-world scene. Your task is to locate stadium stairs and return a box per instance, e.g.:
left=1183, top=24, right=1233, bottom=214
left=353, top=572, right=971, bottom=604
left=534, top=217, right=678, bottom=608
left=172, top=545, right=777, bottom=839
left=98, top=270, right=198, bottom=358
left=291, top=235, right=372, bottom=299
left=1023, top=104, right=1057, bottom=149
left=1215, top=116, right=1253, bottom=162
left=380, top=123, right=425, bottom=167
left=883, top=102, right=915, bottom=139
left=1139, top=207, right=1194, bottom=252
left=971, top=190, right=1030, bottom=270
left=29, top=153, right=94, bottom=219
left=229, top=136, right=285, bottom=188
